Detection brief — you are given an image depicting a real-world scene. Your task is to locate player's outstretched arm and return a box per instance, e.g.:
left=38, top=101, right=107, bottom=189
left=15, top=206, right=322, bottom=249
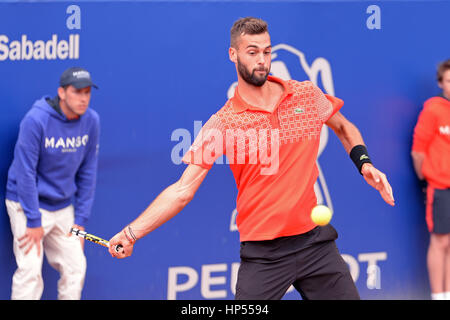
left=109, top=164, right=209, bottom=258
left=326, top=111, right=395, bottom=207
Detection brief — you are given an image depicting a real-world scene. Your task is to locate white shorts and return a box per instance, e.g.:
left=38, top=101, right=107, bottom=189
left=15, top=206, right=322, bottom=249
left=5, top=199, right=87, bottom=300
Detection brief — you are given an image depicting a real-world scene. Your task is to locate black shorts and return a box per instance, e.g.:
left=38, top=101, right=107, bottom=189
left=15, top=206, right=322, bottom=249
left=235, top=224, right=360, bottom=300
left=426, top=186, right=450, bottom=234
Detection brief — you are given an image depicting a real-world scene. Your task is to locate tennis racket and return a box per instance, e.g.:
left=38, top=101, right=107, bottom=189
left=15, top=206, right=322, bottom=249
left=71, top=227, right=122, bottom=253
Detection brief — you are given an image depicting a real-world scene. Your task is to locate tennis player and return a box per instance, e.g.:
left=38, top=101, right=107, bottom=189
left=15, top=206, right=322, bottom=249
left=109, top=17, right=395, bottom=300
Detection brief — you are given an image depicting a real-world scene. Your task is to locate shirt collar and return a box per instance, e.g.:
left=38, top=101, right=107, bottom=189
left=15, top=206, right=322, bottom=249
left=231, top=75, right=294, bottom=113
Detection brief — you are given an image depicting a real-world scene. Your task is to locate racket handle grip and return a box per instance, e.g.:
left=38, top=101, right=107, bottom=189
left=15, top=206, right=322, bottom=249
left=114, top=244, right=123, bottom=253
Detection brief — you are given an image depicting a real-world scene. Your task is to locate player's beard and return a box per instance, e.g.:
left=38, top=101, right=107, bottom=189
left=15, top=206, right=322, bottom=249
left=237, top=57, right=270, bottom=87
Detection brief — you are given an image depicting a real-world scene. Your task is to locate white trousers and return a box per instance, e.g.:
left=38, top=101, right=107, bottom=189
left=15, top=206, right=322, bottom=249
left=5, top=199, right=87, bottom=300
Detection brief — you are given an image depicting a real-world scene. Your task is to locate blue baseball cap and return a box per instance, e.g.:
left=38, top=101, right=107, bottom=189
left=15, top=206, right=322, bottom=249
left=59, top=67, right=98, bottom=89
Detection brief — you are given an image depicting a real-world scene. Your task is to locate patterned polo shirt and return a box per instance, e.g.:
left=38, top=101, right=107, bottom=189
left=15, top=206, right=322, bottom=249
left=183, top=76, right=343, bottom=241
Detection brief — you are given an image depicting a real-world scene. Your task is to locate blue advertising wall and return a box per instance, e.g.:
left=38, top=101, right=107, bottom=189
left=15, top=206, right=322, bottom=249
left=0, top=0, right=448, bottom=300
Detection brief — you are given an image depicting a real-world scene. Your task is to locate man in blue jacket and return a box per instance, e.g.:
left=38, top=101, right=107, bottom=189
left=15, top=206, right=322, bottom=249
left=5, top=67, right=100, bottom=300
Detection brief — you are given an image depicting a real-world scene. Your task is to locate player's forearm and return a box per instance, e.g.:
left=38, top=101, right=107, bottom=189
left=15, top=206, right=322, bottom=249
left=16, top=157, right=42, bottom=227
left=128, top=181, right=195, bottom=239
left=118, top=165, right=208, bottom=245
left=74, top=171, right=98, bottom=227
left=411, top=151, right=425, bottom=180
left=332, top=119, right=365, bottom=154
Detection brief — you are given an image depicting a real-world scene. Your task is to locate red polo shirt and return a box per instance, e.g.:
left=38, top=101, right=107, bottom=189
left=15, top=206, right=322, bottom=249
left=182, top=76, right=343, bottom=241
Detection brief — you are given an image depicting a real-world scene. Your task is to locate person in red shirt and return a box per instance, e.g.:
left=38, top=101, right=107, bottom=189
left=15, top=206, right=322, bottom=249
left=109, top=17, right=395, bottom=300
left=412, top=59, right=450, bottom=300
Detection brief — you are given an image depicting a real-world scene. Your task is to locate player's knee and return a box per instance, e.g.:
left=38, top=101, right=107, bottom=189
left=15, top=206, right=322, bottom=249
left=16, top=256, right=43, bottom=276
left=446, top=235, right=450, bottom=250
left=75, top=255, right=87, bottom=276
left=14, top=265, right=43, bottom=282
left=65, top=254, right=87, bottom=279
left=430, top=234, right=449, bottom=250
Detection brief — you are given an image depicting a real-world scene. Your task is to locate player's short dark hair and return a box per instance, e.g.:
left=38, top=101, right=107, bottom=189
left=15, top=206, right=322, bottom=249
left=437, top=59, right=450, bottom=83
left=230, top=17, right=268, bottom=49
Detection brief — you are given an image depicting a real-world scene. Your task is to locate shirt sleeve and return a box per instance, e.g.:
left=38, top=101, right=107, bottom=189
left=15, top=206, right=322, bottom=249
left=412, top=102, right=436, bottom=154
left=312, top=84, right=344, bottom=123
left=73, top=115, right=100, bottom=227
left=182, top=114, right=225, bottom=169
left=14, top=116, right=43, bottom=228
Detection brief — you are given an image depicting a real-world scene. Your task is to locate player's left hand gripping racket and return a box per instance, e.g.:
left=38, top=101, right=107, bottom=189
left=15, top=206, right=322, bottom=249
left=71, top=228, right=122, bottom=253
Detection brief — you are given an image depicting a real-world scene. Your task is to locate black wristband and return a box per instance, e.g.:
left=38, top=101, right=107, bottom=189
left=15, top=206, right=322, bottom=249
left=350, top=145, right=372, bottom=174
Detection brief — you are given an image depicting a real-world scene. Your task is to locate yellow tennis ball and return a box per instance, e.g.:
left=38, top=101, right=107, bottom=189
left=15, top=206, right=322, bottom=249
left=311, top=205, right=332, bottom=226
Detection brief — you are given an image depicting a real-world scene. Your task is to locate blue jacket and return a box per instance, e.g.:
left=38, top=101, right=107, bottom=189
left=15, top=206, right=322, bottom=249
left=6, top=95, right=100, bottom=228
